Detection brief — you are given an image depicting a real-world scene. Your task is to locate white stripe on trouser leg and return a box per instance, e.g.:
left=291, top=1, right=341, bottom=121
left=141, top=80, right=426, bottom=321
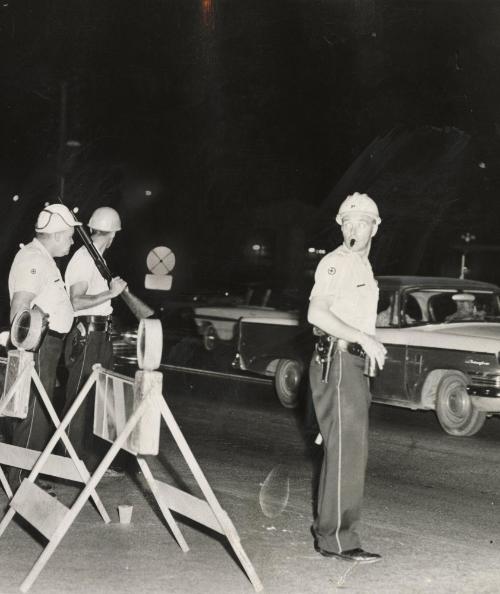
left=335, top=350, right=343, bottom=552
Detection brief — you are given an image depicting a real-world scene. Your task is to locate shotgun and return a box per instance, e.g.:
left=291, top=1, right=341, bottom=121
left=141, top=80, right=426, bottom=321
left=59, top=198, right=154, bottom=320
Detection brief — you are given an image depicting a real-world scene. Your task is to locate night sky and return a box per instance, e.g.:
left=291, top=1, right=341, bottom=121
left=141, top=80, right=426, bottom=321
left=2, top=0, right=500, bottom=300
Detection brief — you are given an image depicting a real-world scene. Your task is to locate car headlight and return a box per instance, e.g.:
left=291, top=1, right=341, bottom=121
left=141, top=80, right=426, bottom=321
left=122, top=332, right=137, bottom=344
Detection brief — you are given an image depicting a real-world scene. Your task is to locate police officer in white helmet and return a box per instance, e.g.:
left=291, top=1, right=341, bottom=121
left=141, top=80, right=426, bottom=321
left=6, top=203, right=80, bottom=492
left=308, top=192, right=386, bottom=563
left=61, top=206, right=127, bottom=474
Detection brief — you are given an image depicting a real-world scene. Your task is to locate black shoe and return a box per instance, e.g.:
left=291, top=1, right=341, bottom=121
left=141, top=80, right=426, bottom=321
left=314, top=542, right=381, bottom=563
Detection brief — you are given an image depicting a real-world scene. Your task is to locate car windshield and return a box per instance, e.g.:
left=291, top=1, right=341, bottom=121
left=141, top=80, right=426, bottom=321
left=376, top=288, right=500, bottom=327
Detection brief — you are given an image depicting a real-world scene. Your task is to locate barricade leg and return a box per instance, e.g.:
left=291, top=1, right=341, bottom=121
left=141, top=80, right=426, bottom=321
left=29, top=368, right=110, bottom=523
left=153, top=392, right=263, bottom=593
left=0, top=368, right=109, bottom=539
left=136, top=457, right=189, bottom=552
left=19, top=394, right=151, bottom=593
left=0, top=466, right=12, bottom=499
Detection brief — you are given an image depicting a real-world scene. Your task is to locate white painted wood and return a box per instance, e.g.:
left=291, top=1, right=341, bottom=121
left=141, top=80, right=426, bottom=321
left=152, top=391, right=263, bottom=592
left=136, top=458, right=189, bottom=552
left=94, top=368, right=161, bottom=455
left=11, top=480, right=69, bottom=540
left=0, top=466, right=12, bottom=499
left=0, top=444, right=85, bottom=482
left=130, top=370, right=161, bottom=455
left=9, top=366, right=262, bottom=593
left=29, top=368, right=110, bottom=524
left=0, top=352, right=34, bottom=419
left=112, top=375, right=127, bottom=438
left=20, top=395, right=151, bottom=593
left=154, top=479, right=222, bottom=534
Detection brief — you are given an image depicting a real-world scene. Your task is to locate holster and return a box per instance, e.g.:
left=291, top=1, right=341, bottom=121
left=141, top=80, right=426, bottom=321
left=314, top=334, right=335, bottom=383
left=64, top=322, right=87, bottom=367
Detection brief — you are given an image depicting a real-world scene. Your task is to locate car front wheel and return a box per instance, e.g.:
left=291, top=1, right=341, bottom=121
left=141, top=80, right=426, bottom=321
left=274, top=359, right=303, bottom=409
left=436, top=371, right=486, bottom=437
left=201, top=324, right=217, bottom=351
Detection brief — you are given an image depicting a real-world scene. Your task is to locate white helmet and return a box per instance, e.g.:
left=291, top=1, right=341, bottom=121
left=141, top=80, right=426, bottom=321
left=88, top=207, right=122, bottom=232
left=35, top=204, right=82, bottom=233
left=335, top=192, right=381, bottom=225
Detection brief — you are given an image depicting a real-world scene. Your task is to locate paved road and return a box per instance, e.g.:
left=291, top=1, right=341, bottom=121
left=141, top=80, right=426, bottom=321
left=1, top=369, right=500, bottom=593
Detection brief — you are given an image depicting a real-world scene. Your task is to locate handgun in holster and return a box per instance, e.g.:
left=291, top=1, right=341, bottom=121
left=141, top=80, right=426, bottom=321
left=315, top=334, right=335, bottom=383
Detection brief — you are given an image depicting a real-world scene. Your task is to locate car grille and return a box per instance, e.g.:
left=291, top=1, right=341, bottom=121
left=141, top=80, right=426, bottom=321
left=112, top=332, right=138, bottom=362
left=468, top=373, right=500, bottom=388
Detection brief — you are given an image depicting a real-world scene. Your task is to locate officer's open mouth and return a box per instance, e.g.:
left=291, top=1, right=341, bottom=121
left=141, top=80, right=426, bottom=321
left=350, top=238, right=356, bottom=247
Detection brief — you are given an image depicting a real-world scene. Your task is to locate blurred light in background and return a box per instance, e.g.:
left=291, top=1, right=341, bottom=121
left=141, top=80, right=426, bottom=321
left=307, top=247, right=326, bottom=256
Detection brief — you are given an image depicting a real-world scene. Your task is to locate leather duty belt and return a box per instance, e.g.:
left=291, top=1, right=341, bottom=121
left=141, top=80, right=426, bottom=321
left=315, top=335, right=366, bottom=358
left=336, top=338, right=366, bottom=358
left=46, top=328, right=66, bottom=339
left=315, top=335, right=367, bottom=383
left=77, top=315, right=112, bottom=333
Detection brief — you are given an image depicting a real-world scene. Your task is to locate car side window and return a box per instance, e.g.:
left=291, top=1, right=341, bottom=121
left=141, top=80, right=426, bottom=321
left=403, top=293, right=421, bottom=324
left=376, top=291, right=397, bottom=327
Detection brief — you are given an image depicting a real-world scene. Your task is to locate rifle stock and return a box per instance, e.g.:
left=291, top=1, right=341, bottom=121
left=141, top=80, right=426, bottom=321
left=59, top=198, right=154, bottom=320
left=120, top=287, right=154, bottom=320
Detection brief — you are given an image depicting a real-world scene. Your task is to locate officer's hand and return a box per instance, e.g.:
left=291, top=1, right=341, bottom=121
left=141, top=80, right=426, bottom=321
left=359, top=334, right=387, bottom=369
left=32, top=304, right=49, bottom=324
left=109, top=277, right=127, bottom=298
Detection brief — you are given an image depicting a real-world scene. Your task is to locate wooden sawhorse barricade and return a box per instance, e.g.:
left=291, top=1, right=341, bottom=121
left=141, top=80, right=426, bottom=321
left=0, top=350, right=110, bottom=520
left=0, top=359, right=263, bottom=593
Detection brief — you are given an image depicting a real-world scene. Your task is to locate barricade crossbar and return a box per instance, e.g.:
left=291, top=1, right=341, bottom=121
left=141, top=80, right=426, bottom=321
left=0, top=361, right=263, bottom=593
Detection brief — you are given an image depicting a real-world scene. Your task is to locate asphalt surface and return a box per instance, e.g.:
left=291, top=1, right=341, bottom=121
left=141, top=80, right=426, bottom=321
left=1, top=368, right=500, bottom=594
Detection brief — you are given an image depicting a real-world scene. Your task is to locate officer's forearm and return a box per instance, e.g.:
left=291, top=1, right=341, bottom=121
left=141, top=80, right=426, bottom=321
left=308, top=300, right=365, bottom=344
left=10, top=291, right=35, bottom=323
left=71, top=291, right=114, bottom=311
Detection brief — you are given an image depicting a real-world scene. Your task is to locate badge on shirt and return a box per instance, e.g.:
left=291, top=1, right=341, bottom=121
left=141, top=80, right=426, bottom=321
left=328, top=267, right=336, bottom=275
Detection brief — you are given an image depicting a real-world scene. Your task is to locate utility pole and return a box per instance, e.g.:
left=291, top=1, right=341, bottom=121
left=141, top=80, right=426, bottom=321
left=57, top=81, right=68, bottom=200
left=459, top=232, right=476, bottom=279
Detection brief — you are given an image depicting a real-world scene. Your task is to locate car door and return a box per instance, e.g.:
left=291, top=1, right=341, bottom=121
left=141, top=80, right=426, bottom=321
left=371, top=289, right=409, bottom=404
left=370, top=336, right=407, bottom=403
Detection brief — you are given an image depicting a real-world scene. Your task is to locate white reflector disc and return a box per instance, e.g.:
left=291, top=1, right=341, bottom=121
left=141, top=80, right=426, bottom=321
left=137, top=318, right=163, bottom=370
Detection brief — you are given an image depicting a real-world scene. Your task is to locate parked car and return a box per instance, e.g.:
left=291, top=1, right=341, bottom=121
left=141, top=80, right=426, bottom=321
left=233, top=276, right=500, bottom=436
left=111, top=276, right=500, bottom=436
left=193, top=285, right=305, bottom=351
left=372, top=275, right=500, bottom=436
left=111, top=301, right=201, bottom=367
left=234, top=314, right=310, bottom=408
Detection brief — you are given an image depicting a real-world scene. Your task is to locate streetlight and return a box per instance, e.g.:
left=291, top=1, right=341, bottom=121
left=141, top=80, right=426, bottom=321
left=459, top=232, right=476, bottom=279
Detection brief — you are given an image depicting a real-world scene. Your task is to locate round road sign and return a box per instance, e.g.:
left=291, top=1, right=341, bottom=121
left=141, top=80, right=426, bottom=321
left=146, top=246, right=175, bottom=275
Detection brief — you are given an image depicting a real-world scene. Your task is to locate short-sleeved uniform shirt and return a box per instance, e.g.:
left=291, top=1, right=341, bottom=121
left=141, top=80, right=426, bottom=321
left=8, top=238, right=74, bottom=333
left=65, top=246, right=112, bottom=317
left=309, top=244, right=378, bottom=335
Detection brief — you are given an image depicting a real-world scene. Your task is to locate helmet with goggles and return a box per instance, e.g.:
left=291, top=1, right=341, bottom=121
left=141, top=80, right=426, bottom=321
left=35, top=204, right=82, bottom=233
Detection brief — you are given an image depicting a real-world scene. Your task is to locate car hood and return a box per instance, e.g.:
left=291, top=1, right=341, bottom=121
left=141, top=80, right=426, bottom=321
left=194, top=306, right=297, bottom=323
left=377, top=322, right=500, bottom=354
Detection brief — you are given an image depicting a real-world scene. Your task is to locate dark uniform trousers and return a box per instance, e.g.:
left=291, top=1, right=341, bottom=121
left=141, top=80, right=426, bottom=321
left=310, top=347, right=371, bottom=553
left=5, top=333, right=64, bottom=489
left=63, top=324, right=113, bottom=472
